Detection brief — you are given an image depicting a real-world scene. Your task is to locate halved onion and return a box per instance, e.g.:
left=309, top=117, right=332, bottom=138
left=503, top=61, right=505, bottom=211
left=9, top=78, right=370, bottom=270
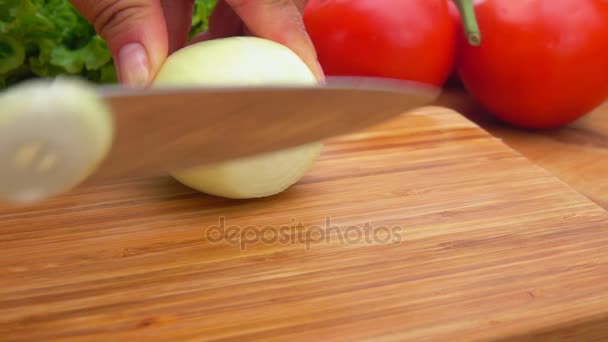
left=152, top=36, right=323, bottom=199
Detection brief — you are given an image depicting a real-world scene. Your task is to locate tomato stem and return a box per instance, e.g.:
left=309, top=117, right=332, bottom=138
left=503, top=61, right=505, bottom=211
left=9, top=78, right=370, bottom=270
left=453, top=0, right=481, bottom=46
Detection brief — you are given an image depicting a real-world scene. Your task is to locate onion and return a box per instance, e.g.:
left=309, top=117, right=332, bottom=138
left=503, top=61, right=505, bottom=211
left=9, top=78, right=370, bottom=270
left=153, top=37, right=323, bottom=199
left=0, top=77, right=114, bottom=203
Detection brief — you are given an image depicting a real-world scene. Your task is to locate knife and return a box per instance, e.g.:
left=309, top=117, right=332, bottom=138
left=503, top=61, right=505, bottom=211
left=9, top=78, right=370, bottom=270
left=0, top=76, right=439, bottom=203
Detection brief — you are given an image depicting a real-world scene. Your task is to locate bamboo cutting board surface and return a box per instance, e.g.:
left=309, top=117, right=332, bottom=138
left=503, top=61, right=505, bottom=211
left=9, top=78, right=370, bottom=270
left=1, top=106, right=608, bottom=341
left=440, top=88, right=608, bottom=211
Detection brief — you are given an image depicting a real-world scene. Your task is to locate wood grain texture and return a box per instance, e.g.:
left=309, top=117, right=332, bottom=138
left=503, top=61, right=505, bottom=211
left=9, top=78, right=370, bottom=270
left=1, top=107, right=608, bottom=342
left=438, top=88, right=608, bottom=210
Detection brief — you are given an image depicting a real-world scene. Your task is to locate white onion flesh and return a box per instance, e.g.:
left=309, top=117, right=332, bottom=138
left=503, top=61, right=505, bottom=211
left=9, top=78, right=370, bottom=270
left=153, top=37, right=323, bottom=199
left=0, top=78, right=114, bottom=203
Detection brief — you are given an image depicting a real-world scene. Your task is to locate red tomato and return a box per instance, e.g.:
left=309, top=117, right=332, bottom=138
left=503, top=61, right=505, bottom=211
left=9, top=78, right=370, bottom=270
left=446, top=1, right=463, bottom=84
left=448, top=1, right=462, bottom=29
left=456, top=0, right=608, bottom=129
left=303, top=0, right=456, bottom=87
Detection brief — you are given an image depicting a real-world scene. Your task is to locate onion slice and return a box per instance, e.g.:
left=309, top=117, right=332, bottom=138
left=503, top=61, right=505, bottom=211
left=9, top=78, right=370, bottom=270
left=0, top=78, right=114, bottom=203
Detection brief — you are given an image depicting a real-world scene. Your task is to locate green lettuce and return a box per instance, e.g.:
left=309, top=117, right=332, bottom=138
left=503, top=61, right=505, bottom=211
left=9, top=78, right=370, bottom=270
left=0, top=0, right=217, bottom=88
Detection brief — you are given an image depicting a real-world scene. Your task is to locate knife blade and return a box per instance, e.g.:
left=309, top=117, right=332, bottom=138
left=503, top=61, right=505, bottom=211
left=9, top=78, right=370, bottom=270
left=91, top=76, right=439, bottom=180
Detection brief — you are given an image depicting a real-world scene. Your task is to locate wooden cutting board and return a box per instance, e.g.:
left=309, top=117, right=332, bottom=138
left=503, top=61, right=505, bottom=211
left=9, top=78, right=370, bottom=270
left=441, top=88, right=608, bottom=211
left=1, top=106, right=608, bottom=342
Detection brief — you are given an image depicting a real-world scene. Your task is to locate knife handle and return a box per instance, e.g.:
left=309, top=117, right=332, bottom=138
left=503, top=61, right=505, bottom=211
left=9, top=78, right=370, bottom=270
left=0, top=78, right=115, bottom=204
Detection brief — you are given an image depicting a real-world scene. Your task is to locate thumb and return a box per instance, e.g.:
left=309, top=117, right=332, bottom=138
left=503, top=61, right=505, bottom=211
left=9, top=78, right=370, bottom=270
left=224, top=0, right=324, bottom=81
left=70, top=0, right=169, bottom=86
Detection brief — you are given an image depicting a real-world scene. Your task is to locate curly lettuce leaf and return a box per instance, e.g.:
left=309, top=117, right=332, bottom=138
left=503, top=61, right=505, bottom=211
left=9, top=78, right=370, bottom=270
left=1, top=0, right=217, bottom=88
left=191, top=0, right=219, bottom=39
left=0, top=34, right=25, bottom=74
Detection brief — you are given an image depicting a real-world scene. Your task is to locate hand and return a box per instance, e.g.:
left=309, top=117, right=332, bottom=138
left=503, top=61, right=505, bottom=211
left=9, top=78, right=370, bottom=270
left=69, top=0, right=324, bottom=86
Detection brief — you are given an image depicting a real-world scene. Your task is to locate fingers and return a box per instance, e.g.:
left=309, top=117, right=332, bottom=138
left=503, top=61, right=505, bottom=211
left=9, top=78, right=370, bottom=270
left=224, top=0, right=324, bottom=80
left=292, top=0, right=308, bottom=13
left=69, top=0, right=168, bottom=86
left=161, top=0, right=196, bottom=54
left=189, top=1, right=244, bottom=44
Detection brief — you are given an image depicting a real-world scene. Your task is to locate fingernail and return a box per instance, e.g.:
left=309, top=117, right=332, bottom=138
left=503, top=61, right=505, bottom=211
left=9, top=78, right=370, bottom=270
left=117, top=43, right=150, bottom=87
